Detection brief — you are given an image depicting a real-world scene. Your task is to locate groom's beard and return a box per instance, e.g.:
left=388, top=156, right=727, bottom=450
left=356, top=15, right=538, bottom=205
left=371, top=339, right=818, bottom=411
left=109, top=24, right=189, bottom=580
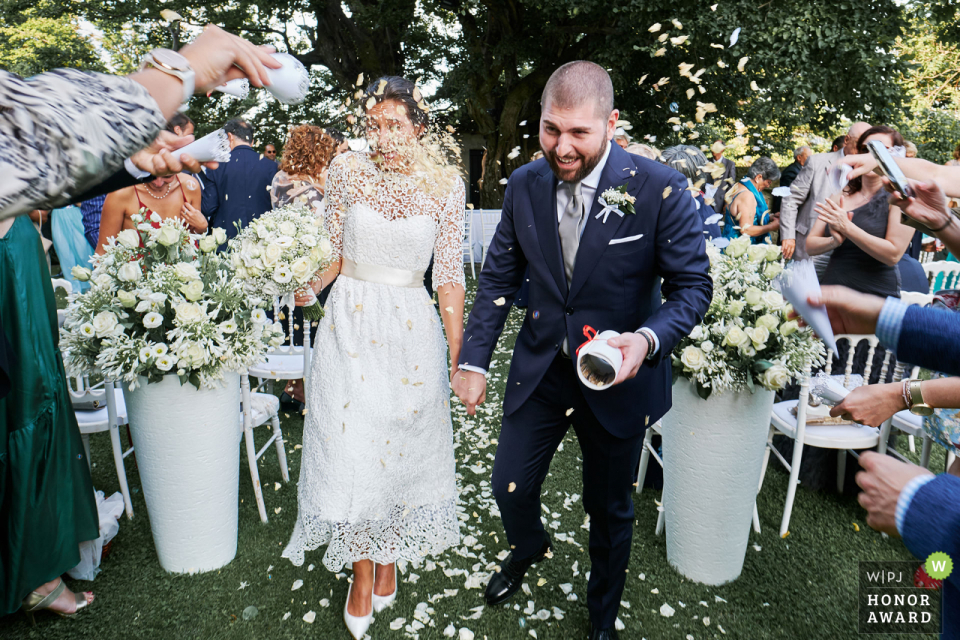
left=545, top=139, right=607, bottom=183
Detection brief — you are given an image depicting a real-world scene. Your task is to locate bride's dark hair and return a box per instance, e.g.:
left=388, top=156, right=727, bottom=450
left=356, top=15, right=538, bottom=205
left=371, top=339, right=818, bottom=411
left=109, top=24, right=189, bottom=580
left=363, top=76, right=430, bottom=130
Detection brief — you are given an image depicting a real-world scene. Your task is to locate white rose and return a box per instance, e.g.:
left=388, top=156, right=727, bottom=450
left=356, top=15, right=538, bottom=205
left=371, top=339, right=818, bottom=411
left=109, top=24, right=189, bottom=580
left=763, top=262, right=783, bottom=279
left=723, top=326, right=749, bottom=348
left=740, top=343, right=757, bottom=357
left=213, top=228, right=228, bottom=246
left=762, top=290, right=784, bottom=310
left=178, top=342, right=206, bottom=367
left=79, top=322, right=96, bottom=338
left=744, top=286, right=763, bottom=308
left=701, top=340, right=714, bottom=353
left=680, top=345, right=706, bottom=370
left=116, top=290, right=138, bottom=308
left=726, top=236, right=750, bottom=257
left=95, top=273, right=114, bottom=288
left=290, top=257, right=314, bottom=284
left=274, top=236, right=295, bottom=248
left=689, top=325, right=705, bottom=340
left=174, top=301, right=205, bottom=324
left=747, top=325, right=770, bottom=349
left=747, top=244, right=768, bottom=262
left=278, top=221, right=298, bottom=236
left=262, top=243, right=283, bottom=267
left=117, top=261, right=142, bottom=283
left=766, top=245, right=782, bottom=261
left=143, top=312, right=164, bottom=329
left=779, top=320, right=800, bottom=336
left=300, top=234, right=317, bottom=247
left=92, top=311, right=119, bottom=338
left=255, top=223, right=271, bottom=240
left=156, top=225, right=181, bottom=246
left=761, top=364, right=790, bottom=390
left=727, top=300, right=745, bottom=317
left=180, top=280, right=204, bottom=301
left=175, top=263, right=200, bottom=280
left=71, top=266, right=92, bottom=281
left=782, top=302, right=795, bottom=319
left=199, top=236, right=218, bottom=253
left=155, top=356, right=174, bottom=372
left=756, top=314, right=780, bottom=332
left=318, top=237, right=333, bottom=258
left=273, top=263, right=293, bottom=284
left=116, top=229, right=141, bottom=249
left=219, top=318, right=238, bottom=334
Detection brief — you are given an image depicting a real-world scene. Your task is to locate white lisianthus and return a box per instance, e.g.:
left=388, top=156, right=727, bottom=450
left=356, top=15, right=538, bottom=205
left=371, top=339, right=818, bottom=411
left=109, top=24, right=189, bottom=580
left=212, top=228, right=228, bottom=246
left=755, top=314, right=780, bottom=332
left=761, top=364, right=790, bottom=390
left=251, top=308, right=268, bottom=324
left=747, top=244, right=768, bottom=262
left=274, top=235, right=295, bottom=248
left=761, top=290, right=784, bottom=310
left=143, top=312, right=164, bottom=328
left=744, top=286, right=763, bottom=308
left=219, top=318, right=238, bottom=334
left=746, top=326, right=770, bottom=349
left=199, top=236, right=218, bottom=253
left=701, top=340, right=714, bottom=353
left=153, top=343, right=168, bottom=356
left=273, top=263, right=293, bottom=284
left=763, top=262, right=783, bottom=279
left=278, top=221, right=298, bottom=236
left=71, top=266, right=92, bottom=281
left=727, top=300, right=745, bottom=317
left=92, top=311, right=119, bottom=337
left=255, top=223, right=271, bottom=239
left=723, top=326, right=750, bottom=348
left=156, top=225, right=181, bottom=246
left=689, top=325, right=705, bottom=340
left=79, top=322, right=96, bottom=338
left=262, top=243, right=282, bottom=267
left=116, top=290, right=138, bottom=308
left=680, top=345, right=706, bottom=370
left=300, top=234, right=317, bottom=247
left=135, top=300, right=152, bottom=313
left=180, top=280, right=204, bottom=302
left=290, top=257, right=314, bottom=284
left=155, top=356, right=174, bottom=372
left=175, top=263, right=200, bottom=280
left=116, top=229, right=140, bottom=249
left=149, top=212, right=161, bottom=223
left=765, top=244, right=782, bottom=261
left=739, top=343, right=757, bottom=357
left=779, top=320, right=800, bottom=336
left=174, top=301, right=205, bottom=324
left=117, top=261, right=142, bottom=283
left=139, top=346, right=153, bottom=363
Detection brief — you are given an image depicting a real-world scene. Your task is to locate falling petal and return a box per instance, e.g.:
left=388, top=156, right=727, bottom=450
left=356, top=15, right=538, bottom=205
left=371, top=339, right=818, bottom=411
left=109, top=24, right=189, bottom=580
left=508, top=482, right=517, bottom=492
left=519, top=120, right=527, bottom=126
left=638, top=74, right=648, bottom=85
left=730, top=27, right=741, bottom=47
left=493, top=297, right=506, bottom=306
left=366, top=97, right=377, bottom=110
left=303, top=611, right=316, bottom=623
left=160, top=9, right=183, bottom=22
left=292, top=579, right=303, bottom=591
left=671, top=19, right=683, bottom=29
left=444, top=306, right=455, bottom=314
left=499, top=178, right=508, bottom=185
left=654, top=48, right=666, bottom=57
left=356, top=73, right=364, bottom=86
left=686, top=88, right=695, bottom=99
left=663, top=186, right=673, bottom=199
left=658, top=33, right=669, bottom=43
left=660, top=603, right=676, bottom=617
left=750, top=80, right=759, bottom=91
left=648, top=23, right=661, bottom=33
left=738, top=56, right=749, bottom=72
left=670, top=35, right=689, bottom=46
left=711, top=3, right=718, bottom=9
left=375, top=79, right=387, bottom=95
left=565, top=408, right=574, bottom=416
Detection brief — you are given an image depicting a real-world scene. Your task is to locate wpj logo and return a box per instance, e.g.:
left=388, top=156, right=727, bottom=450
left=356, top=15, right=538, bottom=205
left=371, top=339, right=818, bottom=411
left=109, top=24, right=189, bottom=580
left=858, top=559, right=944, bottom=634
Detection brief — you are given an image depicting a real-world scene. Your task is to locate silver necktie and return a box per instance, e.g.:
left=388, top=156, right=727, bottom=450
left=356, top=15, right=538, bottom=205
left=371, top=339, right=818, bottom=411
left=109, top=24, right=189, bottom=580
left=558, top=181, right=584, bottom=286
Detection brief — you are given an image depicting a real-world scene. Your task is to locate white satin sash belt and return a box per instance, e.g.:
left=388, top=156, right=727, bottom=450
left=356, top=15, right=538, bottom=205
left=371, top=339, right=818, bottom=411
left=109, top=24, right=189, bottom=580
left=341, top=258, right=425, bottom=288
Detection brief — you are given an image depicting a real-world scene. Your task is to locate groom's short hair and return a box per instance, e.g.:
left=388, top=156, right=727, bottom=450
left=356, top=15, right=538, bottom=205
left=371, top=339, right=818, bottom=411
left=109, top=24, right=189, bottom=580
left=542, top=61, right=614, bottom=118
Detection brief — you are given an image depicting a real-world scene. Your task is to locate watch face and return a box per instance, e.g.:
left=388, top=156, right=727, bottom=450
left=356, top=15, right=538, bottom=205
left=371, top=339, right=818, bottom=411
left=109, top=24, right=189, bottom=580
left=152, top=48, right=190, bottom=71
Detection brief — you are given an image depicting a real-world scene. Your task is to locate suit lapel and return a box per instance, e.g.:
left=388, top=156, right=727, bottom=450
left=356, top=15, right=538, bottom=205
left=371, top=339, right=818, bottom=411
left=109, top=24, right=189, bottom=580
left=568, top=144, right=645, bottom=301
left=530, top=167, right=567, bottom=297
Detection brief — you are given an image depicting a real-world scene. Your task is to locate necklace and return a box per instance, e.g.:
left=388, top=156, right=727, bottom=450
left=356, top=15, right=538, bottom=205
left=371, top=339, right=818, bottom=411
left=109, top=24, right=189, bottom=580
left=143, top=180, right=177, bottom=200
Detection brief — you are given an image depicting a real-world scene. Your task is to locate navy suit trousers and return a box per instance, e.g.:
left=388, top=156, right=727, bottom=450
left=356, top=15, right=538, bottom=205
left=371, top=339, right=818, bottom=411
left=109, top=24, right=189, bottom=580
left=491, top=353, right=644, bottom=630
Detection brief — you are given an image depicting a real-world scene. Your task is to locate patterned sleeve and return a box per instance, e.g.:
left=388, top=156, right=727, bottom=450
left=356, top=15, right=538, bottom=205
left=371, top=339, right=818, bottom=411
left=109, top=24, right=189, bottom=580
left=0, top=69, right=166, bottom=219
left=324, top=154, right=351, bottom=260
left=432, top=177, right=467, bottom=291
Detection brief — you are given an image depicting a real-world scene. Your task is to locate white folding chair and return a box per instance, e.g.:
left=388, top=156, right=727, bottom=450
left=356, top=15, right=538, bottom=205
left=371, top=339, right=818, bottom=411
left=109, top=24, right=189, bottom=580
left=923, top=260, right=960, bottom=291
left=889, top=292, right=935, bottom=457
left=67, top=374, right=135, bottom=520
left=240, top=373, right=289, bottom=523
left=248, top=297, right=311, bottom=397
left=759, top=336, right=894, bottom=537
left=478, top=209, right=502, bottom=270
left=463, top=209, right=476, bottom=280
left=52, top=278, right=72, bottom=328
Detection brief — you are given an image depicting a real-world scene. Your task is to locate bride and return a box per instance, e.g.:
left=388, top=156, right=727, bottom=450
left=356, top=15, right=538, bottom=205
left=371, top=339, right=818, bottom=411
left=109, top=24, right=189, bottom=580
left=282, top=75, right=465, bottom=638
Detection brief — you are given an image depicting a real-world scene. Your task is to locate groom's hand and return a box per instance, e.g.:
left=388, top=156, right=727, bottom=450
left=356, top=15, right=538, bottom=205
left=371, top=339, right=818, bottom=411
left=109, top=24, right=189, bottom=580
left=453, top=369, right=487, bottom=416
left=607, top=333, right=649, bottom=385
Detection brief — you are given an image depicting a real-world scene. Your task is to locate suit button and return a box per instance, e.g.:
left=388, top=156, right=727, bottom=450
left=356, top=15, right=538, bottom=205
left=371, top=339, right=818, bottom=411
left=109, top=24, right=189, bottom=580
left=566, top=307, right=574, bottom=315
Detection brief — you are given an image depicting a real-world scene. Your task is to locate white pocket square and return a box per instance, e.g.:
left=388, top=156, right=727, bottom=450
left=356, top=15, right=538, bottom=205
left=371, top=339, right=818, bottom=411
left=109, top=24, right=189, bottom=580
left=609, top=233, right=644, bottom=245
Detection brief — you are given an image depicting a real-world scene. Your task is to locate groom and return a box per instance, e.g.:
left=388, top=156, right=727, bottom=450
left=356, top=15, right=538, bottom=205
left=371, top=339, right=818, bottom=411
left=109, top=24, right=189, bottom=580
left=453, top=62, right=712, bottom=640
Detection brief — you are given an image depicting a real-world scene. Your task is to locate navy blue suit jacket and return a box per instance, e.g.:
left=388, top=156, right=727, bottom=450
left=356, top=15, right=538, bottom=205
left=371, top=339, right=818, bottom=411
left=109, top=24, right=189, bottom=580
left=898, top=305, right=960, bottom=376
left=459, top=143, right=713, bottom=438
left=900, top=474, right=960, bottom=634
left=200, top=145, right=278, bottom=240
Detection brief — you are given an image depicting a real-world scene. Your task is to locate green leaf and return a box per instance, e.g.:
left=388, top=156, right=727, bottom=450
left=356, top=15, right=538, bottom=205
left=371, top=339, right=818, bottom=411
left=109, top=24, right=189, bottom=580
left=745, top=373, right=756, bottom=394
left=753, top=359, right=774, bottom=372
left=695, top=379, right=712, bottom=400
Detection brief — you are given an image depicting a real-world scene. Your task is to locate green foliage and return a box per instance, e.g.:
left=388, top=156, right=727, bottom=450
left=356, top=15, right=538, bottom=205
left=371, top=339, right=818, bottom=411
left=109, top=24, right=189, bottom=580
left=0, top=7, right=104, bottom=76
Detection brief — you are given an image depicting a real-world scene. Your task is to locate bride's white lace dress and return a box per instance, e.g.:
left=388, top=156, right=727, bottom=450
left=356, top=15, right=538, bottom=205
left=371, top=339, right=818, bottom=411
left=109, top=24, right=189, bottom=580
left=282, top=151, right=464, bottom=570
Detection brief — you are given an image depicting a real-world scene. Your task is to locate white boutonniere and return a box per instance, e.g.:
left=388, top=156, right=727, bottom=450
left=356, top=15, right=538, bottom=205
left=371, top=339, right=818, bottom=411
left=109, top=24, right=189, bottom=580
left=597, top=185, right=636, bottom=223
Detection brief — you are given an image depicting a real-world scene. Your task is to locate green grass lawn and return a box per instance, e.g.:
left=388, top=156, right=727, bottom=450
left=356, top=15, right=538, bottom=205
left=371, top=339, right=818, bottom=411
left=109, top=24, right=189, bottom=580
left=1, top=277, right=945, bottom=640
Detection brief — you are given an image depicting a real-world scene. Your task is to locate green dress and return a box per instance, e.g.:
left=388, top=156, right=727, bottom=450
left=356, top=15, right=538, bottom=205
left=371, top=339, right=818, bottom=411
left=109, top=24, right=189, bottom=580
left=0, top=216, right=98, bottom=615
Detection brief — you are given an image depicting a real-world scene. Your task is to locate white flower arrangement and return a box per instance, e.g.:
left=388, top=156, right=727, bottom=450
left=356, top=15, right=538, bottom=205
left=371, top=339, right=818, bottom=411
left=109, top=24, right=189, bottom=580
left=62, top=212, right=285, bottom=390
left=672, top=236, right=826, bottom=398
left=228, top=204, right=335, bottom=320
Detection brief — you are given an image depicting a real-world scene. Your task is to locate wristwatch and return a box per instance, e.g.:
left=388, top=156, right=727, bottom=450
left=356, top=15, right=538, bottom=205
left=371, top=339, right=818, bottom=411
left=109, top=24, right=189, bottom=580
left=140, top=49, right=195, bottom=104
left=908, top=380, right=934, bottom=416
left=636, top=328, right=656, bottom=361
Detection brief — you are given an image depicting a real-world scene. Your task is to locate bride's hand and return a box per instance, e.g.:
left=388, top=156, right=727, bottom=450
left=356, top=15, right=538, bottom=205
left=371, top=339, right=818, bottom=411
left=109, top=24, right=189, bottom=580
left=294, top=287, right=317, bottom=307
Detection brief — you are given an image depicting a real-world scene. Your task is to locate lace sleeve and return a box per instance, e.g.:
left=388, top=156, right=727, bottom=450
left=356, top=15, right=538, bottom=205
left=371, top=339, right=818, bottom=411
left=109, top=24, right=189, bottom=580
left=432, top=177, right=466, bottom=291
left=324, top=154, right=351, bottom=260
left=0, top=69, right=166, bottom=219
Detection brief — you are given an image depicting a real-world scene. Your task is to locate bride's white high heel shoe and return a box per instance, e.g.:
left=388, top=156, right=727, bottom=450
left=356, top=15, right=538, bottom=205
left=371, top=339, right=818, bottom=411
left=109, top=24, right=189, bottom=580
left=372, top=564, right=398, bottom=613
left=343, top=580, right=373, bottom=640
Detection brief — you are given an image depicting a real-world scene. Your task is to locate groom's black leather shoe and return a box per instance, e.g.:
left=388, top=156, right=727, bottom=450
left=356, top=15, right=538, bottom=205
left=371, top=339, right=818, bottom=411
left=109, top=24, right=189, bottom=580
left=484, top=535, right=552, bottom=606
left=589, top=628, right=620, bottom=640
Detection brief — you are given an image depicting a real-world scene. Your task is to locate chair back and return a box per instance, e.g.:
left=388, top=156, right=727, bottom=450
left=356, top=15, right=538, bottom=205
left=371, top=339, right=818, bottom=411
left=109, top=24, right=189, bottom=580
left=268, top=296, right=311, bottom=357
left=66, top=373, right=108, bottom=409
left=478, top=209, right=502, bottom=249
left=825, top=334, right=892, bottom=390
left=51, top=278, right=73, bottom=296
left=463, top=209, right=475, bottom=262
left=922, top=260, right=960, bottom=291
left=900, top=291, right=935, bottom=308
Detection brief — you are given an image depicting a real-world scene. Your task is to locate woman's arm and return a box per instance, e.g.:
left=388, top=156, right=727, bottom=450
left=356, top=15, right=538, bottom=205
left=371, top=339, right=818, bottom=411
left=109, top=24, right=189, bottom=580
left=805, top=215, right=842, bottom=255
left=96, top=189, right=131, bottom=254
left=438, top=283, right=465, bottom=375
left=180, top=175, right=207, bottom=233
left=817, top=197, right=911, bottom=266
left=832, top=377, right=960, bottom=428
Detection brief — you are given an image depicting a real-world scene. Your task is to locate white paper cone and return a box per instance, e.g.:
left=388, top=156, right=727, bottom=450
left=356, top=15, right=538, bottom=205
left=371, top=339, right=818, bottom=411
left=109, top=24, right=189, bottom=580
left=264, top=53, right=310, bottom=104
left=777, top=260, right=839, bottom=357
left=213, top=79, right=249, bottom=99
left=173, top=129, right=231, bottom=164
left=576, top=330, right=623, bottom=391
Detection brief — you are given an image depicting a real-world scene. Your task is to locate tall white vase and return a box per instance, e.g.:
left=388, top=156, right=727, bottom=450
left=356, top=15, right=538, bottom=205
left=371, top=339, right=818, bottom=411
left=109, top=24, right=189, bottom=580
left=123, top=373, right=241, bottom=574
left=661, top=377, right=775, bottom=585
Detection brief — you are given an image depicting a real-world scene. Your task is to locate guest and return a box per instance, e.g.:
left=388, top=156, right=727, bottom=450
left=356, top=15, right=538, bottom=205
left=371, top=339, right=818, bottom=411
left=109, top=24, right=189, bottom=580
left=808, top=126, right=914, bottom=299
left=201, top=119, right=279, bottom=241
left=624, top=143, right=659, bottom=160
left=831, top=136, right=845, bottom=153
left=722, top=157, right=780, bottom=244
left=658, top=145, right=721, bottom=239
left=780, top=121, right=871, bottom=263
left=96, top=172, right=204, bottom=253
left=898, top=254, right=930, bottom=293
left=613, top=130, right=630, bottom=149
left=772, top=145, right=811, bottom=214
left=904, top=141, right=918, bottom=158
left=946, top=143, right=960, bottom=167
left=709, top=139, right=737, bottom=215
left=264, top=143, right=278, bottom=160
left=325, top=129, right=349, bottom=156
left=50, top=204, right=93, bottom=292
left=79, top=196, right=106, bottom=250
left=167, top=112, right=194, bottom=137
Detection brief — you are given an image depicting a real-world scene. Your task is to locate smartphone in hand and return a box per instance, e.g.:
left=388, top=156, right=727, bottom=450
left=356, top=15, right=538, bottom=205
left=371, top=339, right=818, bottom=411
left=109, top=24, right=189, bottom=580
left=867, top=140, right=912, bottom=198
